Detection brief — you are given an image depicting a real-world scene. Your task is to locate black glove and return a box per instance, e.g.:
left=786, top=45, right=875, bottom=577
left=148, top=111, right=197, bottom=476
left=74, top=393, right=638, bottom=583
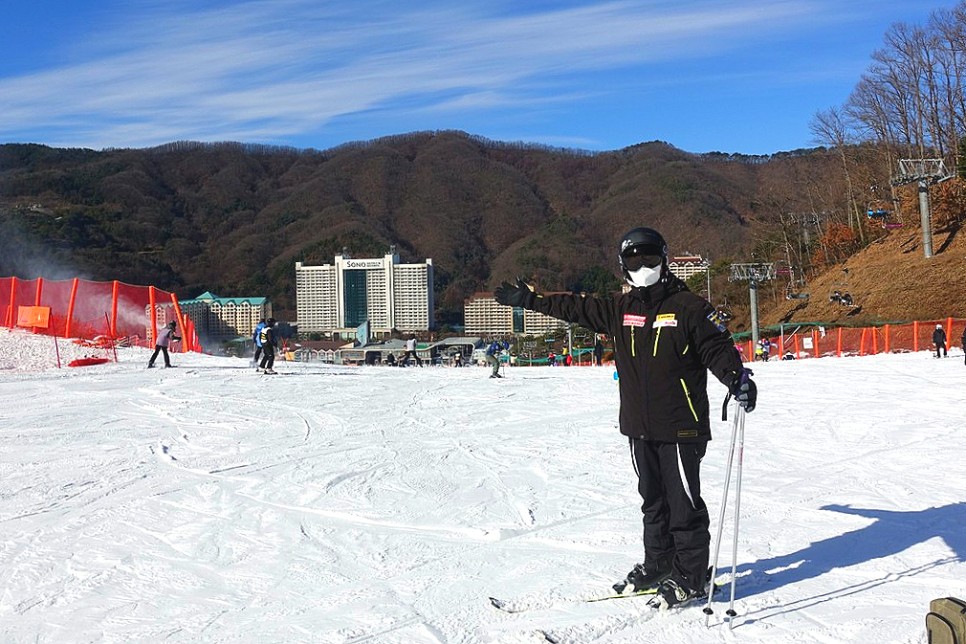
left=494, top=278, right=536, bottom=308
left=729, top=368, right=757, bottom=413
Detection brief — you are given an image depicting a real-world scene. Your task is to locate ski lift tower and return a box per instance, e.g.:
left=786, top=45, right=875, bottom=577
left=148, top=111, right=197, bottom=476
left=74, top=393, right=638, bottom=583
left=729, top=262, right=776, bottom=349
left=891, top=159, right=954, bottom=258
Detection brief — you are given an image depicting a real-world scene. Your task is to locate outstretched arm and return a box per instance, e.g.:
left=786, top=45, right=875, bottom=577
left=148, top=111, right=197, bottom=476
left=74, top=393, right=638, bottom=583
left=495, top=278, right=615, bottom=333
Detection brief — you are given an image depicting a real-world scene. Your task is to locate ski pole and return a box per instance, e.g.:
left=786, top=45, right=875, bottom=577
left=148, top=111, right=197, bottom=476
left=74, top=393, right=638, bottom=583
left=725, top=407, right=746, bottom=628
left=704, top=405, right=741, bottom=627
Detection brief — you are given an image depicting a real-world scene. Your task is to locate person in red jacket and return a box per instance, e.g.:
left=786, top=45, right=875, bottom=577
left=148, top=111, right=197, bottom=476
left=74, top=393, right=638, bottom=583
left=496, top=226, right=756, bottom=609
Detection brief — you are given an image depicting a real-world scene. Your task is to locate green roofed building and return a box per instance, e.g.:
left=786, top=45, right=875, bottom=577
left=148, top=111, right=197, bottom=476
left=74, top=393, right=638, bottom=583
left=180, top=291, right=273, bottom=339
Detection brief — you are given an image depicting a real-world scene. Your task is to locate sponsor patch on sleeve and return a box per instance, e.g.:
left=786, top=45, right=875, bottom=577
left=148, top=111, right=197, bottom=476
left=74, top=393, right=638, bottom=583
left=623, top=313, right=648, bottom=327
left=707, top=310, right=728, bottom=333
left=653, top=313, right=678, bottom=328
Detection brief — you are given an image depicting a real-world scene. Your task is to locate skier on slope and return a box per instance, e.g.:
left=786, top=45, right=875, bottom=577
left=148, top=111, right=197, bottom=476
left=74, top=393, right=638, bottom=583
left=252, top=318, right=266, bottom=368
left=933, top=324, right=947, bottom=358
left=147, top=321, right=181, bottom=369
left=495, top=227, right=757, bottom=609
left=258, top=318, right=278, bottom=374
left=485, top=338, right=507, bottom=378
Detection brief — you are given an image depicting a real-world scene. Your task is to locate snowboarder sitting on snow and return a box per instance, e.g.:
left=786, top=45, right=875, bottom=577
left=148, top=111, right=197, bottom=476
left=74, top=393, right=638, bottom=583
left=485, top=339, right=506, bottom=378
left=147, top=321, right=181, bottom=368
left=258, top=318, right=278, bottom=374
left=933, top=324, right=947, bottom=358
left=495, top=226, right=757, bottom=609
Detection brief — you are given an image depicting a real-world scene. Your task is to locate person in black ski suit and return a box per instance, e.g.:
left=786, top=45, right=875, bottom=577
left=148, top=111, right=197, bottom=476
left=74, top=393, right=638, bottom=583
left=252, top=318, right=266, bottom=367
left=933, top=324, right=947, bottom=358
left=495, top=227, right=756, bottom=608
left=258, top=318, right=278, bottom=374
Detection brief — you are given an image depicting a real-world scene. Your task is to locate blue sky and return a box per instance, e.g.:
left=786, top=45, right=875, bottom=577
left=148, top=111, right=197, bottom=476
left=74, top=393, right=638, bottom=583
left=0, top=1, right=954, bottom=155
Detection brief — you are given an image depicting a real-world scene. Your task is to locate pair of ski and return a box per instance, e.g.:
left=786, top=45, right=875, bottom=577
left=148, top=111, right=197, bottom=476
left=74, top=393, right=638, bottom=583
left=489, top=586, right=658, bottom=614
left=490, top=569, right=721, bottom=614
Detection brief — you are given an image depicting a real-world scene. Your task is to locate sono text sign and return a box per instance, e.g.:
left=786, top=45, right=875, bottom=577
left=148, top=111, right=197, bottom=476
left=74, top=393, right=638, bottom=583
left=343, top=259, right=384, bottom=269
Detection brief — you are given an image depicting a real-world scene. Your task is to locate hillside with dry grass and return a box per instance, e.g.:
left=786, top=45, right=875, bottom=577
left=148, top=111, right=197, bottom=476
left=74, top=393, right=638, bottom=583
left=755, top=222, right=966, bottom=328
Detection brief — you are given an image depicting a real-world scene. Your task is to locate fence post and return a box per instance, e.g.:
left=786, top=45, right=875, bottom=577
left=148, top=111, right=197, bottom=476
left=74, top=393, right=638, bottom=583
left=836, top=327, right=842, bottom=357
left=872, top=327, right=879, bottom=354
left=813, top=329, right=819, bottom=358
left=6, top=276, right=18, bottom=327
left=947, top=316, right=953, bottom=352
left=65, top=278, right=79, bottom=338
left=34, top=277, right=44, bottom=306
left=149, top=286, right=158, bottom=346
left=170, top=293, right=188, bottom=353
left=794, top=332, right=800, bottom=358
left=111, top=280, right=120, bottom=338
left=884, top=324, right=890, bottom=353
left=913, top=321, right=919, bottom=352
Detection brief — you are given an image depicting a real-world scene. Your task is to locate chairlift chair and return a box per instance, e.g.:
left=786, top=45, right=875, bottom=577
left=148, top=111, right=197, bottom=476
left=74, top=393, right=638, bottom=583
left=784, top=283, right=809, bottom=300
left=866, top=200, right=904, bottom=230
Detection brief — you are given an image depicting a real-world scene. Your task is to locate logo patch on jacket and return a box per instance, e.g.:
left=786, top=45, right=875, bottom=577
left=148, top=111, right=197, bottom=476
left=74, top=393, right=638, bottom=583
left=623, top=314, right=648, bottom=327
left=707, top=310, right=728, bottom=332
left=653, top=313, right=678, bottom=328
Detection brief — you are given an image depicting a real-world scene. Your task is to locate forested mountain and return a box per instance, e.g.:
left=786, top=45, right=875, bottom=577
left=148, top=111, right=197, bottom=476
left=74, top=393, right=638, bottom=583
left=0, top=133, right=783, bottom=324
left=1, top=131, right=962, bottom=328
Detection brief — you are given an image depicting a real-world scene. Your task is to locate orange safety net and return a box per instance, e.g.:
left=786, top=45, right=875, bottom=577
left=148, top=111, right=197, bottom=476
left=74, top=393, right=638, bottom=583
left=741, top=317, right=964, bottom=362
left=1, top=276, right=201, bottom=352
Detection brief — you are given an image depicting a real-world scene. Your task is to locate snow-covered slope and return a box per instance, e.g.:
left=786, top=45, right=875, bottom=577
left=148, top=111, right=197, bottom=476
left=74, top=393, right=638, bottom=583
left=1, top=331, right=964, bottom=643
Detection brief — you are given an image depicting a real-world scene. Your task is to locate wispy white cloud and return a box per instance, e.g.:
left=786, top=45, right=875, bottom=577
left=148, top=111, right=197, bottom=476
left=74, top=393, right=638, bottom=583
left=0, top=0, right=828, bottom=149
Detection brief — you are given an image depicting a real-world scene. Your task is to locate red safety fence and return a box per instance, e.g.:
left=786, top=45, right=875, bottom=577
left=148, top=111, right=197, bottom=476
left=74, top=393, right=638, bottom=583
left=739, top=317, right=964, bottom=361
left=1, top=276, right=201, bottom=352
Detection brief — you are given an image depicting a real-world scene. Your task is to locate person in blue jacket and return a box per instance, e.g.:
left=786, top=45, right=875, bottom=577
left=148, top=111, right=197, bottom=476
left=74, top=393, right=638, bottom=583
left=485, top=338, right=507, bottom=378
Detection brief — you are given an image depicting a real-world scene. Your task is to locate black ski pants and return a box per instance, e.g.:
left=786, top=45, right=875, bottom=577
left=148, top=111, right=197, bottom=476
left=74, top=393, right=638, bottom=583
left=629, top=438, right=710, bottom=592
left=935, top=341, right=947, bottom=358
left=148, top=345, right=171, bottom=367
left=401, top=350, right=422, bottom=367
left=259, top=344, right=275, bottom=370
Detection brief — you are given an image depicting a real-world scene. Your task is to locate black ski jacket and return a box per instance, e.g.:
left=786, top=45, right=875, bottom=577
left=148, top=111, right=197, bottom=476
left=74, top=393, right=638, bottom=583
left=933, top=328, right=947, bottom=345
left=526, top=276, right=744, bottom=442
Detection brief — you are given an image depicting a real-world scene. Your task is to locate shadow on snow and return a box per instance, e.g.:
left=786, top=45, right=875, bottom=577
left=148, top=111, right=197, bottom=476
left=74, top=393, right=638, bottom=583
left=734, top=502, right=966, bottom=617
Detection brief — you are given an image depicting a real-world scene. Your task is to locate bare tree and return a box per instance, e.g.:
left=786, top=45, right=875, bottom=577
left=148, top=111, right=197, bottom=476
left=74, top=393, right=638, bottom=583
left=810, top=107, right=865, bottom=242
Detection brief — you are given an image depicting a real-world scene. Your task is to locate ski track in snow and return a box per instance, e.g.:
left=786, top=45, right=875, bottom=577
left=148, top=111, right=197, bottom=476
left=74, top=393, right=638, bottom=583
left=1, top=330, right=965, bottom=643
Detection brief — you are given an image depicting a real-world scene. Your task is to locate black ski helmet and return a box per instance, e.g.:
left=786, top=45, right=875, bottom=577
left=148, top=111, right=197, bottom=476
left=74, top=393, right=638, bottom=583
left=618, top=227, right=668, bottom=281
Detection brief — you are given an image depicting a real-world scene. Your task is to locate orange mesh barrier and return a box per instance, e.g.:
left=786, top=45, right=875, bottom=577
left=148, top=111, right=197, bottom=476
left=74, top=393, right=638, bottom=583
left=744, top=318, right=964, bottom=362
left=1, top=276, right=199, bottom=352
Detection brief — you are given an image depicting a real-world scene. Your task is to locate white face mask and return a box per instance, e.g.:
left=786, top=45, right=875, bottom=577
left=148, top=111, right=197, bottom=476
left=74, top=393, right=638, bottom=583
left=626, top=264, right=662, bottom=288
